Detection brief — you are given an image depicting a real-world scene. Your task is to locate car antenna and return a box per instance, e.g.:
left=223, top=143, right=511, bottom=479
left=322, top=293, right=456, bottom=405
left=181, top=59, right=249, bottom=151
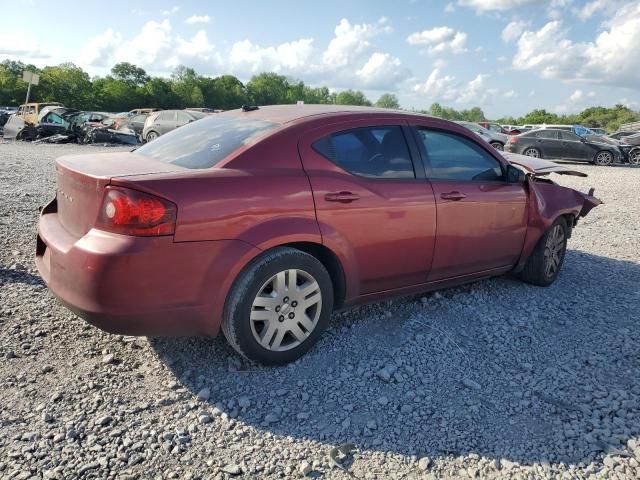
left=241, top=105, right=259, bottom=112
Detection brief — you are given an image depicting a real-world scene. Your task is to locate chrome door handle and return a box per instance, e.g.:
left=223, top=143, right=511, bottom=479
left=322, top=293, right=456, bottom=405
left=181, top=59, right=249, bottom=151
left=440, top=191, right=467, bottom=201
left=325, top=191, right=360, bottom=203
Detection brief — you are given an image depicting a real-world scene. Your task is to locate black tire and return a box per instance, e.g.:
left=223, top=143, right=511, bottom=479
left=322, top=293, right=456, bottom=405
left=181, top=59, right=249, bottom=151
left=222, top=247, right=334, bottom=366
left=490, top=142, right=504, bottom=151
left=520, top=217, right=568, bottom=287
left=627, top=148, right=640, bottom=166
left=145, top=130, right=159, bottom=142
left=523, top=147, right=541, bottom=158
left=594, top=150, right=613, bottom=166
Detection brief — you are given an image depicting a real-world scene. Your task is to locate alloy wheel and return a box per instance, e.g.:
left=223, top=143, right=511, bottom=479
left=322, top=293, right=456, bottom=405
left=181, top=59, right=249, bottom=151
left=543, top=224, right=565, bottom=279
left=629, top=149, right=640, bottom=166
left=595, top=151, right=613, bottom=166
left=524, top=148, right=540, bottom=158
left=250, top=269, right=322, bottom=352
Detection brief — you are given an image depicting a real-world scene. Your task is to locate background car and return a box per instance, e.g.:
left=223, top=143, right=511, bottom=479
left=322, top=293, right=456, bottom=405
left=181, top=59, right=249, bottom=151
left=477, top=121, right=513, bottom=135
left=456, top=121, right=508, bottom=150
left=620, top=132, right=640, bottom=146
left=36, top=105, right=600, bottom=365
left=117, top=114, right=148, bottom=137
left=505, top=128, right=623, bottom=165
left=608, top=130, right=637, bottom=140
left=142, top=109, right=207, bottom=141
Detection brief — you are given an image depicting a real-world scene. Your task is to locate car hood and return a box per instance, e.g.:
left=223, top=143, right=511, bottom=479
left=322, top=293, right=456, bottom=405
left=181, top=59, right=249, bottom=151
left=502, top=152, right=587, bottom=177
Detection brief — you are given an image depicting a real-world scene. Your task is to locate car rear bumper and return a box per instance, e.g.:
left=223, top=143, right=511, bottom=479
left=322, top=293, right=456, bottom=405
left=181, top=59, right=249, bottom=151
left=36, top=210, right=259, bottom=336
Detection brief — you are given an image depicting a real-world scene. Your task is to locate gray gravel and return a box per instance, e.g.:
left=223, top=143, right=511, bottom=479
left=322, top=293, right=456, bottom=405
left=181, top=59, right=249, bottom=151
left=1, top=141, right=640, bottom=479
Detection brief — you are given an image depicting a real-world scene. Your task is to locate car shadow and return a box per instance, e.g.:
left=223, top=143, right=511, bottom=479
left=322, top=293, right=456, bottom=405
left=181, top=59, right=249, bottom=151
left=149, top=250, right=640, bottom=467
left=0, top=267, right=45, bottom=287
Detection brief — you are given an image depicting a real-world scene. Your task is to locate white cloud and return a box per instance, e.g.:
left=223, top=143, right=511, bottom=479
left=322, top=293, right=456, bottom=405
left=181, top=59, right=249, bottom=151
left=457, top=0, right=542, bottom=13
left=577, top=0, right=608, bottom=20
left=356, top=52, right=404, bottom=89
left=185, top=15, right=211, bottom=25
left=407, top=26, right=468, bottom=54
left=322, top=18, right=391, bottom=68
left=0, top=32, right=52, bottom=59
left=501, top=20, right=528, bottom=42
left=504, top=89, right=517, bottom=98
left=569, top=89, right=583, bottom=102
left=162, top=6, right=180, bottom=16
left=75, top=17, right=404, bottom=90
left=77, top=28, right=122, bottom=67
left=413, top=68, right=496, bottom=105
left=445, top=2, right=456, bottom=12
left=511, top=3, right=640, bottom=88
left=228, top=38, right=314, bottom=74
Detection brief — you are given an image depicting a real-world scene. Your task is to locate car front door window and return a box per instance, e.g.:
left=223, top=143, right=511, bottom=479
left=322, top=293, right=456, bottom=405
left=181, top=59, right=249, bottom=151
left=416, top=129, right=503, bottom=181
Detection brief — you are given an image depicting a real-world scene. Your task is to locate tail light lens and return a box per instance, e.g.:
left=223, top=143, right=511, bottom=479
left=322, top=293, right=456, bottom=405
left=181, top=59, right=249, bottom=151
left=508, top=136, right=518, bottom=144
left=96, top=186, right=176, bottom=236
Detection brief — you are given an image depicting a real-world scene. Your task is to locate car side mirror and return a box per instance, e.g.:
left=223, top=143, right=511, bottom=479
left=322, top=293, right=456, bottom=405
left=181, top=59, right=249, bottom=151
left=506, top=164, right=526, bottom=183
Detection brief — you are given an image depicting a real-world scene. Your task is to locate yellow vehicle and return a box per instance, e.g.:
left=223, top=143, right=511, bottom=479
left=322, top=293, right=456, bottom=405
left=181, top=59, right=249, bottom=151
left=17, top=102, right=63, bottom=124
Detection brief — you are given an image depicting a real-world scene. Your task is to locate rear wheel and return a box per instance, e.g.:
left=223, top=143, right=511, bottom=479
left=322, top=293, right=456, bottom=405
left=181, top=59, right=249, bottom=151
left=520, top=218, right=568, bottom=287
left=145, top=130, right=159, bottom=142
left=222, top=247, right=333, bottom=365
left=523, top=147, right=541, bottom=158
left=594, top=150, right=613, bottom=166
left=490, top=142, right=504, bottom=151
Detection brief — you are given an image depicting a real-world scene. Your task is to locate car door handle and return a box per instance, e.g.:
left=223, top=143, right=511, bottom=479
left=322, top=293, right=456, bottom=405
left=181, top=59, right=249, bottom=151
left=325, top=191, right=360, bottom=203
left=440, top=191, right=467, bottom=201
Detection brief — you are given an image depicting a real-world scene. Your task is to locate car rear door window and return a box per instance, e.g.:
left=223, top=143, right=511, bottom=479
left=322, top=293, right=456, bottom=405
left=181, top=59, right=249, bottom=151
left=416, top=129, right=503, bottom=181
left=535, top=130, right=559, bottom=139
left=312, top=126, right=415, bottom=179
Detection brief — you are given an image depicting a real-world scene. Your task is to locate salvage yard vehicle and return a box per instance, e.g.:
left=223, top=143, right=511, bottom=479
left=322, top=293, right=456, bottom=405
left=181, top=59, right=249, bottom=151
left=456, top=121, right=508, bottom=150
left=35, top=105, right=601, bottom=365
left=505, top=128, right=623, bottom=165
left=142, top=109, right=207, bottom=141
left=16, top=102, right=63, bottom=124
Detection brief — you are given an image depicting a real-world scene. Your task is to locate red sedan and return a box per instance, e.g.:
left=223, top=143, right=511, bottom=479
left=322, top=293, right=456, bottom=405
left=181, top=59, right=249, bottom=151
left=36, top=105, right=601, bottom=365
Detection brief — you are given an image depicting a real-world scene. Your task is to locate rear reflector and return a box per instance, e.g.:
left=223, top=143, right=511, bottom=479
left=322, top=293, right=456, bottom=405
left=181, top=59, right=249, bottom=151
left=96, top=186, right=176, bottom=236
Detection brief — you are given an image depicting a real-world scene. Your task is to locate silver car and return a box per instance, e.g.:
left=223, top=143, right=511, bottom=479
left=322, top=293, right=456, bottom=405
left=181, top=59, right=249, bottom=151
left=142, top=110, right=207, bottom=142
left=455, top=121, right=508, bottom=151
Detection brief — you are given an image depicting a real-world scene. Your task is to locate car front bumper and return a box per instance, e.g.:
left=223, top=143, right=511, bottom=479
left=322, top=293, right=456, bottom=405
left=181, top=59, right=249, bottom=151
left=35, top=208, right=259, bottom=337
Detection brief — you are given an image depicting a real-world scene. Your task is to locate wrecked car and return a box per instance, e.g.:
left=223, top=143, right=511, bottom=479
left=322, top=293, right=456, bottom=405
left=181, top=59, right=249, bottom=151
left=35, top=106, right=601, bottom=366
left=5, top=105, right=138, bottom=145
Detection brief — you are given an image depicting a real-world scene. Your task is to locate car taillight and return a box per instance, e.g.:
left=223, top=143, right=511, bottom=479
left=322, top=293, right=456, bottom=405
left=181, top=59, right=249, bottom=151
left=508, top=136, right=518, bottom=144
left=96, top=186, right=176, bottom=236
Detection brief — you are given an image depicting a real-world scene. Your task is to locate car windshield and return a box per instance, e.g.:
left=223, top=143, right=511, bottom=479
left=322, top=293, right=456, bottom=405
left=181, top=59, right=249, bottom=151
left=135, top=115, right=279, bottom=169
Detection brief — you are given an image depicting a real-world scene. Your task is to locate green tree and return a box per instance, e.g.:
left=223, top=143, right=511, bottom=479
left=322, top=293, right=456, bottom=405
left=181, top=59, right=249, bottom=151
left=37, top=63, right=92, bottom=109
left=200, top=75, right=246, bottom=109
left=246, top=72, right=290, bottom=105
left=334, top=89, right=372, bottom=106
left=375, top=93, right=400, bottom=109
left=0, top=60, right=34, bottom=105
left=110, top=62, right=150, bottom=87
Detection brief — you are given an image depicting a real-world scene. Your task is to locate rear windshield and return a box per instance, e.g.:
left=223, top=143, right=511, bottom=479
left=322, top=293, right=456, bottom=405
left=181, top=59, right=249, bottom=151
left=135, top=115, right=279, bottom=169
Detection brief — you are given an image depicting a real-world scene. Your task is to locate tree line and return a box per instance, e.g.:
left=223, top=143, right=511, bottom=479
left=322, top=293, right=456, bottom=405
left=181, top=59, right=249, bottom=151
left=0, top=60, right=399, bottom=112
left=1, top=59, right=637, bottom=132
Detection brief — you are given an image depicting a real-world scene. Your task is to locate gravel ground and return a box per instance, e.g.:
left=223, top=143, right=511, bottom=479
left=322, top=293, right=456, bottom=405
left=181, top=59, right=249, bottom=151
left=1, top=141, right=639, bottom=480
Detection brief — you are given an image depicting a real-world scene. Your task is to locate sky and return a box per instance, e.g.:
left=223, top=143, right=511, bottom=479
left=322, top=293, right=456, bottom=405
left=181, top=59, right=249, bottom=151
left=0, top=0, right=639, bottom=118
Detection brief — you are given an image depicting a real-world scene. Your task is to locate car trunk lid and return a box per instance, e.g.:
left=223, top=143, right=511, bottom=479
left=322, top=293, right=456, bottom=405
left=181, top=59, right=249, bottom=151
left=55, top=152, right=184, bottom=237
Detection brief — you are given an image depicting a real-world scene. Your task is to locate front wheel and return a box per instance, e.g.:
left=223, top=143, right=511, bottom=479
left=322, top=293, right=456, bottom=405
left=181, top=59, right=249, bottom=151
left=594, top=150, right=613, bottom=166
left=520, top=218, right=568, bottom=287
left=222, top=247, right=334, bottom=365
left=628, top=148, right=640, bottom=166
left=490, top=142, right=504, bottom=151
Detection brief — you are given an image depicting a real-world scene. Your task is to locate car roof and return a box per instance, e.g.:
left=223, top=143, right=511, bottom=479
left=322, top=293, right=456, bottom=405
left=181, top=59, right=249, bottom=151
left=217, top=104, right=432, bottom=125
